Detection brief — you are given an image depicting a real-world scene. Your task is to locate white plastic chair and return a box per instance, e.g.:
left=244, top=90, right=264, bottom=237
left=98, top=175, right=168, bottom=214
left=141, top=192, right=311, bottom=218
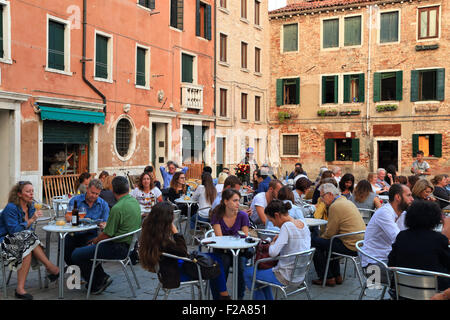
left=249, top=248, right=316, bottom=300
left=358, top=208, right=375, bottom=225
left=86, top=228, right=141, bottom=299
left=390, top=267, right=450, bottom=300
left=152, top=252, right=207, bottom=300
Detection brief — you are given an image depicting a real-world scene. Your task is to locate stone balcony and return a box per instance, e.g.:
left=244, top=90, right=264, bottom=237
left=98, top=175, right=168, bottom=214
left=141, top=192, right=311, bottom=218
left=180, top=83, right=203, bottom=112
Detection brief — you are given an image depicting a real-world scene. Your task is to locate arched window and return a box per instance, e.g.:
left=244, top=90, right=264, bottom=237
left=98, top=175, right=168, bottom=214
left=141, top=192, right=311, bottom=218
left=116, top=118, right=132, bottom=157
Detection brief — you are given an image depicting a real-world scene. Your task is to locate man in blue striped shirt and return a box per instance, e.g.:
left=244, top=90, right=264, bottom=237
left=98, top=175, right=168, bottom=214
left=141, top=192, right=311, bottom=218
left=160, top=161, right=188, bottom=189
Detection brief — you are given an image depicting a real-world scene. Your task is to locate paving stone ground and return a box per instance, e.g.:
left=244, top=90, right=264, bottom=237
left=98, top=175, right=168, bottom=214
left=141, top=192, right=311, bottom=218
left=1, top=211, right=386, bottom=301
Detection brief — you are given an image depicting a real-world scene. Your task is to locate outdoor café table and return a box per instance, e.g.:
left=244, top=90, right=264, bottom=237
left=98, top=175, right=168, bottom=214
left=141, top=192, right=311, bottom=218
left=200, top=235, right=260, bottom=300
left=378, top=195, right=389, bottom=204
left=304, top=218, right=328, bottom=228
left=174, top=197, right=198, bottom=242
left=43, top=222, right=98, bottom=299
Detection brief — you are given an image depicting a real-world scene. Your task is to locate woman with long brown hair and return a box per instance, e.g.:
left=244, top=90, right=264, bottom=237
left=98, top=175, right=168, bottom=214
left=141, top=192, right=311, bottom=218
left=190, top=172, right=217, bottom=229
left=431, top=174, right=450, bottom=210
left=130, top=172, right=163, bottom=215
left=139, top=201, right=231, bottom=300
left=350, top=180, right=382, bottom=211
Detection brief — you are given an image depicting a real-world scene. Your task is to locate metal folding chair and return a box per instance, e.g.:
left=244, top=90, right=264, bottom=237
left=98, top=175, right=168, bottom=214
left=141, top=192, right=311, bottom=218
left=358, top=208, right=375, bottom=225
left=249, top=248, right=316, bottom=300
left=191, top=206, right=212, bottom=245
left=355, top=240, right=391, bottom=300
left=152, top=252, right=208, bottom=300
left=86, top=228, right=142, bottom=299
left=322, top=231, right=366, bottom=288
left=390, top=267, right=450, bottom=300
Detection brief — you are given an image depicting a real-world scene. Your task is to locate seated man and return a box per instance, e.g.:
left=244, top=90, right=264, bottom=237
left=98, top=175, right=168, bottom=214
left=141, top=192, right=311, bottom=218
left=361, top=184, right=413, bottom=284
left=255, top=168, right=272, bottom=194
left=211, top=175, right=242, bottom=210
left=71, top=176, right=141, bottom=295
left=311, top=183, right=366, bottom=286
left=64, top=179, right=110, bottom=267
left=250, top=180, right=283, bottom=229
left=375, top=168, right=391, bottom=190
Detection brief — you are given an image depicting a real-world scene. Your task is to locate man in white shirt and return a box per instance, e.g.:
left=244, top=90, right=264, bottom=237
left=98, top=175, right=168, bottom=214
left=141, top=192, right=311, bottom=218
left=250, top=180, right=283, bottom=228
left=411, top=150, right=431, bottom=178
left=361, top=184, right=414, bottom=284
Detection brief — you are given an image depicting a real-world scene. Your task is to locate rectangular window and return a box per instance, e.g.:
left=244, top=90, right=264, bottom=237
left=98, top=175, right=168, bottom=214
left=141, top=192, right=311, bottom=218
left=181, top=53, right=194, bottom=83
left=170, top=0, right=183, bottom=30
left=283, top=23, right=298, bottom=52
left=419, top=70, right=437, bottom=101
left=95, top=34, right=109, bottom=79
left=196, top=1, right=211, bottom=40
left=411, top=68, right=445, bottom=102
left=138, top=0, right=155, bottom=9
left=380, top=11, right=399, bottom=43
left=220, top=88, right=227, bottom=117
left=48, top=20, right=65, bottom=71
left=418, top=6, right=439, bottom=39
left=323, top=18, right=339, bottom=48
left=254, top=1, right=260, bottom=25
left=241, top=42, right=248, bottom=69
left=335, top=139, right=353, bottom=161
left=255, top=47, right=261, bottom=73
left=241, top=93, right=248, bottom=120
left=136, top=46, right=147, bottom=87
left=325, top=138, right=360, bottom=162
left=276, top=78, right=300, bottom=106
left=219, top=33, right=227, bottom=62
left=255, top=96, right=261, bottom=122
left=373, top=71, right=403, bottom=102
left=412, top=134, right=442, bottom=157
left=322, top=75, right=338, bottom=104
left=241, top=0, right=247, bottom=19
left=344, top=16, right=361, bottom=46
left=283, top=135, right=299, bottom=156
left=220, top=0, right=226, bottom=8
left=344, top=73, right=365, bottom=103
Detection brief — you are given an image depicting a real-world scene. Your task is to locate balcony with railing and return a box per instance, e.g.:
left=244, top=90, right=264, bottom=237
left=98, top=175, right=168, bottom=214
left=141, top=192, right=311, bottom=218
left=180, top=83, right=204, bottom=112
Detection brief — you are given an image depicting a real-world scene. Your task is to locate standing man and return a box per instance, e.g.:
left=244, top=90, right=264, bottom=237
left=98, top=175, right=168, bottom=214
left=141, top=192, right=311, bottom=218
left=411, top=150, right=431, bottom=178
left=71, top=176, right=141, bottom=295
left=160, top=161, right=189, bottom=189
left=240, top=147, right=259, bottom=184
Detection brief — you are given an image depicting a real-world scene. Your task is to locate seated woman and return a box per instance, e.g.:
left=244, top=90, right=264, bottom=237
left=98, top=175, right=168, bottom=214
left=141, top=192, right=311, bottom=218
left=138, top=202, right=231, bottom=300
left=266, top=186, right=305, bottom=231
left=313, top=178, right=338, bottom=236
left=339, top=173, right=355, bottom=200
left=431, top=174, right=450, bottom=210
left=368, top=172, right=388, bottom=195
left=388, top=200, right=450, bottom=292
left=144, top=165, right=162, bottom=190
left=244, top=200, right=311, bottom=300
left=210, top=188, right=250, bottom=300
left=215, top=172, right=228, bottom=194
left=130, top=172, right=163, bottom=216
left=293, top=177, right=316, bottom=218
left=190, top=172, right=217, bottom=229
left=407, top=175, right=420, bottom=191
left=99, top=175, right=117, bottom=209
left=350, top=180, right=382, bottom=211
left=98, top=171, right=109, bottom=185
left=411, top=179, right=436, bottom=202
left=76, top=172, right=92, bottom=194
left=0, top=181, right=60, bottom=300
left=167, top=172, right=188, bottom=216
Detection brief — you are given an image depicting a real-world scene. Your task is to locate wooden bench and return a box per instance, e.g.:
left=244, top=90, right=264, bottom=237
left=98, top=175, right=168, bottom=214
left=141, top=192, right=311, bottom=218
left=41, top=173, right=96, bottom=205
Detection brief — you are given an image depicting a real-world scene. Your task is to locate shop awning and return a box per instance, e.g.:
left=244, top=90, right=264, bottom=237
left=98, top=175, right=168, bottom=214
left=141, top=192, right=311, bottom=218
left=39, top=105, right=105, bottom=125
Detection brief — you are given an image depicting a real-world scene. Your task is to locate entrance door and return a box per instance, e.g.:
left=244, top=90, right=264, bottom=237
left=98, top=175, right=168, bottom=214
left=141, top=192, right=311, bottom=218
left=0, top=110, right=11, bottom=207
left=152, top=122, right=168, bottom=178
left=377, top=140, right=398, bottom=170
left=216, top=137, right=225, bottom=174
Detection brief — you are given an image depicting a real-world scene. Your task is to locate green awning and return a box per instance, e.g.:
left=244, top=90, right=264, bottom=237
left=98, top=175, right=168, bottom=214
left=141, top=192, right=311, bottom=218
left=39, top=105, right=105, bottom=124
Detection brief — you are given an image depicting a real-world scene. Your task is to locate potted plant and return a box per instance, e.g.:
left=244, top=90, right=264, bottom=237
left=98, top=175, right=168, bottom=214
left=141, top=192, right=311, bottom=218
left=318, top=109, right=338, bottom=117
left=376, top=104, right=398, bottom=112
left=278, top=111, right=292, bottom=123
left=339, top=110, right=361, bottom=116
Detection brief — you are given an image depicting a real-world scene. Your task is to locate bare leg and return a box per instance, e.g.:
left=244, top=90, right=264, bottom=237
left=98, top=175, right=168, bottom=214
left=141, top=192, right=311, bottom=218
left=32, top=245, right=59, bottom=275
left=16, top=254, right=32, bottom=295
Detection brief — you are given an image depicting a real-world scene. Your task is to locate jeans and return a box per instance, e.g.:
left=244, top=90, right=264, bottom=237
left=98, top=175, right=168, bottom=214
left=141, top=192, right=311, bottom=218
left=311, top=235, right=357, bottom=279
left=243, top=266, right=282, bottom=300
left=190, top=214, right=210, bottom=230
left=64, top=230, right=98, bottom=267
left=213, top=250, right=246, bottom=300
left=71, top=241, right=129, bottom=289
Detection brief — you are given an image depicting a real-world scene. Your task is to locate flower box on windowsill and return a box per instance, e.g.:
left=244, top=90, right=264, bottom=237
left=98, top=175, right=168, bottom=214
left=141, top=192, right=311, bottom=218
left=318, top=109, right=338, bottom=117
left=278, top=111, right=292, bottom=123
left=339, top=110, right=361, bottom=116
left=376, top=104, right=398, bottom=112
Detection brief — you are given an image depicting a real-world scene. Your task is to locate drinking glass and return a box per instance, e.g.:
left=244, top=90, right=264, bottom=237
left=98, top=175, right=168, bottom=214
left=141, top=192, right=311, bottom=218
left=79, top=206, right=87, bottom=220
left=33, top=201, right=43, bottom=211
left=65, top=204, right=73, bottom=222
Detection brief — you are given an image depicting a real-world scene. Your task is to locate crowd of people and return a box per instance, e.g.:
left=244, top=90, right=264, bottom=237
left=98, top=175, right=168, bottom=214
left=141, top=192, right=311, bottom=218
left=1, top=148, right=449, bottom=300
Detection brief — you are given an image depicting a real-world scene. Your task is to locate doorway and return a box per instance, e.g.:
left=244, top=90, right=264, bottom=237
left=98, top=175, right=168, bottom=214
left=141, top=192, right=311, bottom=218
left=377, top=140, right=398, bottom=171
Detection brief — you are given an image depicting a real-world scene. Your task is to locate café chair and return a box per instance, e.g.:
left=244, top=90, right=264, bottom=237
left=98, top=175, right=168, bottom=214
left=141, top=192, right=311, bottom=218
left=152, top=252, right=208, bottom=300
left=322, top=231, right=366, bottom=288
left=390, top=267, right=450, bottom=300
left=249, top=248, right=316, bottom=300
left=191, top=206, right=212, bottom=245
left=358, top=208, right=375, bottom=225
left=86, top=228, right=142, bottom=299
left=355, top=240, right=391, bottom=300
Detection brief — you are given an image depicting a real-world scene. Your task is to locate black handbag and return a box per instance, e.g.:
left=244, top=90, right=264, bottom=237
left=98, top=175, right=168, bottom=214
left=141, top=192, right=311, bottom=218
left=181, top=251, right=221, bottom=280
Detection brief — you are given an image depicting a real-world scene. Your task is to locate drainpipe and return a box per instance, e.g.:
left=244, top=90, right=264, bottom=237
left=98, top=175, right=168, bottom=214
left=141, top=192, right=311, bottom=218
left=82, top=0, right=107, bottom=113
left=213, top=0, right=217, bottom=174
left=366, top=5, right=373, bottom=136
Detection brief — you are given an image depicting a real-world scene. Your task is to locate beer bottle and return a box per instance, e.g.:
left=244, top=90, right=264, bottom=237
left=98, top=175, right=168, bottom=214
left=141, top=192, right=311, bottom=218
left=72, top=201, right=79, bottom=226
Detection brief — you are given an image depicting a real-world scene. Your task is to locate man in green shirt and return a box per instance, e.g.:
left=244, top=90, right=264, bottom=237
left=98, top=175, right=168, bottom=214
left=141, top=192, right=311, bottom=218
left=72, top=176, right=141, bottom=295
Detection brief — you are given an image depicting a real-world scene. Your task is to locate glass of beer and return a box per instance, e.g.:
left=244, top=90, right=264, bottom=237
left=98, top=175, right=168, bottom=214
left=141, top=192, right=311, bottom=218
left=65, top=204, right=73, bottom=222
left=79, top=206, right=87, bottom=220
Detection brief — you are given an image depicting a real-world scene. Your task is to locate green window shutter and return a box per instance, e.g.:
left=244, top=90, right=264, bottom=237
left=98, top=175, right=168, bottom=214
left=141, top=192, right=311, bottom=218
left=343, top=75, right=350, bottom=103
left=0, top=6, right=3, bottom=58
left=196, top=0, right=200, bottom=37
left=276, top=79, right=283, bottom=106
left=436, top=68, right=445, bottom=101
left=412, top=134, right=419, bottom=156
left=380, top=12, right=398, bottom=43
left=176, top=0, right=184, bottom=30
left=323, top=19, right=339, bottom=48
left=136, top=47, right=146, bottom=86
left=325, top=139, right=335, bottom=162
left=433, top=134, right=442, bottom=158
left=95, top=35, right=108, bottom=78
left=358, top=73, right=365, bottom=103
left=333, top=75, right=339, bottom=103
left=373, top=72, right=381, bottom=102
left=150, top=0, right=155, bottom=9
left=182, top=53, right=193, bottom=83
left=351, top=138, right=360, bottom=162
left=344, top=16, right=361, bottom=46
left=206, top=4, right=212, bottom=40
left=170, top=0, right=177, bottom=27
left=321, top=76, right=327, bottom=104
left=295, top=77, right=300, bottom=104
left=410, top=70, right=419, bottom=102
left=48, top=21, right=65, bottom=71
left=283, top=24, right=298, bottom=52
left=395, top=71, right=403, bottom=101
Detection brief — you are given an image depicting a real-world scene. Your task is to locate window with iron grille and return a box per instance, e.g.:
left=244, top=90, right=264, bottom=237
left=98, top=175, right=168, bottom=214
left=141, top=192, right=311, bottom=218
left=283, top=135, right=298, bottom=156
left=116, top=118, right=132, bottom=157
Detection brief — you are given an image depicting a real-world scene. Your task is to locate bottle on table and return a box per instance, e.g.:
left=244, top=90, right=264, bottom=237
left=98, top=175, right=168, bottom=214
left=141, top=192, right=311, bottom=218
left=71, top=201, right=79, bottom=226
